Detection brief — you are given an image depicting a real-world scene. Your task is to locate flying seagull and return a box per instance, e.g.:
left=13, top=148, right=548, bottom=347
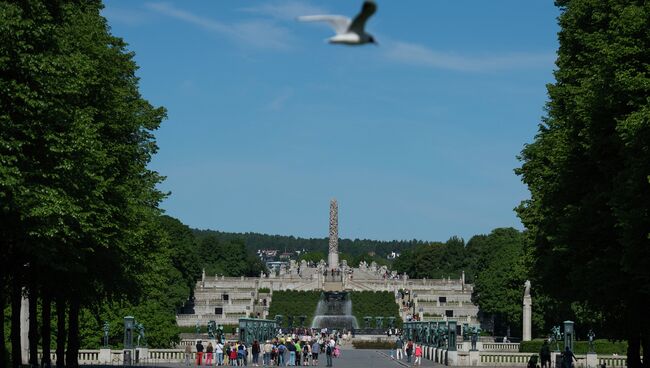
left=298, top=1, right=377, bottom=45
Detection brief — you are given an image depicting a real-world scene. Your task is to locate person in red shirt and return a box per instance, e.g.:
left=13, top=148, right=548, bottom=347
left=414, top=344, right=422, bottom=366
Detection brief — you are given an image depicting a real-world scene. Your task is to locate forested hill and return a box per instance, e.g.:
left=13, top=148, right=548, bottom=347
left=192, top=229, right=427, bottom=257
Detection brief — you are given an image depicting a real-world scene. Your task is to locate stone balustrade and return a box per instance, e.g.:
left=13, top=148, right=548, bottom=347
left=36, top=345, right=635, bottom=367
left=482, top=342, right=521, bottom=351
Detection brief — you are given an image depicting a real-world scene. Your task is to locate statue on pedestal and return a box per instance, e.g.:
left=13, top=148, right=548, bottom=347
left=551, top=326, right=562, bottom=351
left=587, top=330, right=595, bottom=353
left=524, top=280, right=531, bottom=297
left=359, top=261, right=368, bottom=271
left=102, top=321, right=110, bottom=348
left=135, top=322, right=146, bottom=347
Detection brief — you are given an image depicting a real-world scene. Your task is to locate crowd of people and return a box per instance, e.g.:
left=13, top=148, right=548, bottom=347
left=389, top=336, right=423, bottom=366
left=187, top=330, right=343, bottom=367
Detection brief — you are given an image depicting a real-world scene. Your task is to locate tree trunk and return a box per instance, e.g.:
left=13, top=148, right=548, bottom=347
left=0, top=271, right=8, bottom=367
left=0, top=272, right=6, bottom=368
left=65, top=297, right=80, bottom=368
left=55, top=296, right=66, bottom=368
left=627, top=334, right=641, bottom=368
left=641, top=332, right=648, bottom=368
left=10, top=278, right=22, bottom=368
left=41, top=292, right=52, bottom=368
left=28, top=271, right=39, bottom=367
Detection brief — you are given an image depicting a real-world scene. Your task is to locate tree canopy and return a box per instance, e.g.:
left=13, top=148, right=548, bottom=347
left=516, top=0, right=650, bottom=365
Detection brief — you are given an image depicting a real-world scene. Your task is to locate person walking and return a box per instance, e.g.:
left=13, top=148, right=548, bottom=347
left=311, top=340, right=320, bottom=366
left=295, top=340, right=302, bottom=366
left=414, top=344, right=422, bottom=366
left=562, top=347, right=577, bottom=368
left=263, top=340, right=273, bottom=366
left=196, top=341, right=205, bottom=366
left=185, top=343, right=193, bottom=366
left=216, top=340, right=224, bottom=366
left=229, top=343, right=238, bottom=366
left=325, top=343, right=332, bottom=367
left=237, top=342, right=246, bottom=366
left=206, top=342, right=214, bottom=366
left=540, top=340, right=551, bottom=368
left=287, top=340, right=297, bottom=366
left=278, top=341, right=286, bottom=366
left=252, top=340, right=261, bottom=366
left=405, top=339, right=413, bottom=363
left=395, top=337, right=404, bottom=360
left=302, top=341, right=310, bottom=366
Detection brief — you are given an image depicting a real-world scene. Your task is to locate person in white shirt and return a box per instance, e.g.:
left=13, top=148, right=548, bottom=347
left=215, top=340, right=224, bottom=366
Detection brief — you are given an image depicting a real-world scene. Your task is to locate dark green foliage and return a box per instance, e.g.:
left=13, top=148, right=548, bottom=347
left=298, top=252, right=327, bottom=264
left=193, top=230, right=426, bottom=258
left=469, top=228, right=535, bottom=336
left=392, top=237, right=467, bottom=279
left=267, top=291, right=320, bottom=328
left=350, top=291, right=402, bottom=328
left=515, top=0, right=650, bottom=363
left=198, top=235, right=266, bottom=277
left=0, top=0, right=167, bottom=364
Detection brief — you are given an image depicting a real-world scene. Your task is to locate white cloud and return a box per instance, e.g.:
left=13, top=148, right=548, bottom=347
left=384, top=41, right=556, bottom=72
left=145, top=2, right=295, bottom=50
left=102, top=7, right=152, bottom=26
left=267, top=88, right=293, bottom=111
left=239, top=1, right=329, bottom=21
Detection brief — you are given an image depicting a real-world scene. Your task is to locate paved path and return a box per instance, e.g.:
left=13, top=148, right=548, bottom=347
left=87, top=350, right=442, bottom=368
left=85, top=350, right=522, bottom=368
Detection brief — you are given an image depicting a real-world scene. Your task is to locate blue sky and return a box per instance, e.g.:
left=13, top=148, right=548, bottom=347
left=102, top=1, right=561, bottom=242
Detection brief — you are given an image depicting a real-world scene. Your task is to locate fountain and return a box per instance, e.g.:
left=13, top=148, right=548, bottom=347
left=311, top=291, right=359, bottom=330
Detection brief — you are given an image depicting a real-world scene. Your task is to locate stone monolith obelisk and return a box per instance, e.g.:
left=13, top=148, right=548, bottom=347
left=328, top=199, right=339, bottom=269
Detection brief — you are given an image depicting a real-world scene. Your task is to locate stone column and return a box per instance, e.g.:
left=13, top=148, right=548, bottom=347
left=522, top=280, right=532, bottom=341
left=327, top=199, right=339, bottom=269
left=20, top=289, right=29, bottom=365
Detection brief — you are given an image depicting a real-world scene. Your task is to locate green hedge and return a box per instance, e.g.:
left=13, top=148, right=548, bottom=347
left=350, top=291, right=402, bottom=328
left=352, top=339, right=395, bottom=349
left=258, top=288, right=271, bottom=293
left=519, top=339, right=629, bottom=355
left=267, top=290, right=321, bottom=327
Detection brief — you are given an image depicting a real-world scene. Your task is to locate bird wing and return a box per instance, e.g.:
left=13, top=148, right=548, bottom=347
left=297, top=15, right=351, bottom=35
left=348, top=1, right=377, bottom=34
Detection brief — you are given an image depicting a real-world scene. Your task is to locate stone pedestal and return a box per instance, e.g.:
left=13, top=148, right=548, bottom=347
left=99, top=348, right=112, bottom=364
left=136, top=347, right=149, bottom=363
left=469, top=350, right=480, bottom=366
left=586, top=352, right=598, bottom=368
left=523, top=295, right=532, bottom=341
left=447, top=350, right=458, bottom=366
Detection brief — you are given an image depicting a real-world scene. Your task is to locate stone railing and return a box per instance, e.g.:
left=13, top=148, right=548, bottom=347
left=599, top=355, right=629, bottom=368
left=480, top=352, right=531, bottom=365
left=482, top=342, right=521, bottom=351
left=38, top=350, right=100, bottom=365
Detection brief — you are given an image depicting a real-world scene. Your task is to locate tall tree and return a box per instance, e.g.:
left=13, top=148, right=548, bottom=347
left=516, top=0, right=650, bottom=365
left=0, top=1, right=166, bottom=365
left=469, top=228, right=530, bottom=337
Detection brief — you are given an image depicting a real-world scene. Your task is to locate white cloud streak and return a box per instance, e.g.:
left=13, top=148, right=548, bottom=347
left=267, top=89, right=293, bottom=111
left=145, top=2, right=295, bottom=50
left=384, top=41, right=556, bottom=72
left=238, top=1, right=329, bottom=21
